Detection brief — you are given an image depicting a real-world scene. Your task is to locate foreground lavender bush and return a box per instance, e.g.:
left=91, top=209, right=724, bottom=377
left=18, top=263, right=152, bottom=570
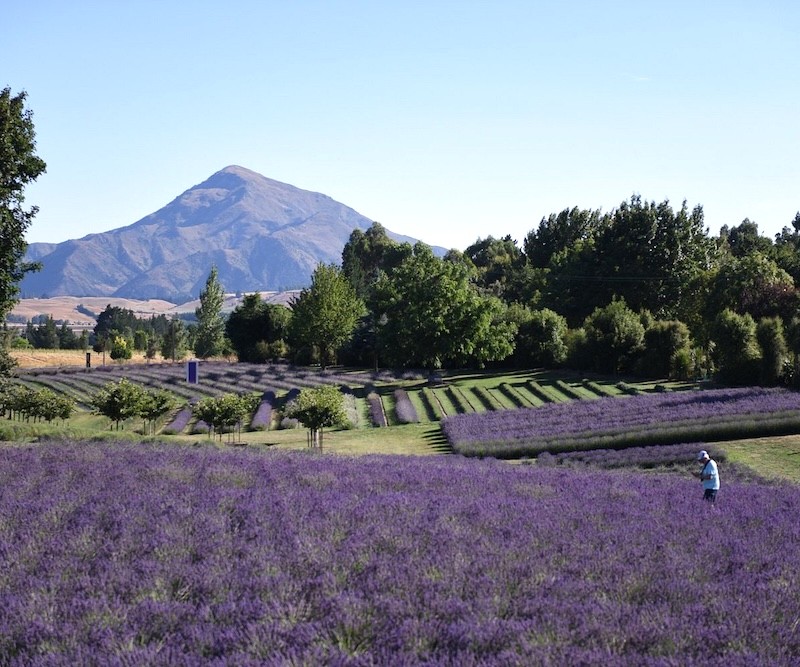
left=444, top=386, right=800, bottom=457
left=537, top=442, right=724, bottom=469
left=0, top=441, right=798, bottom=666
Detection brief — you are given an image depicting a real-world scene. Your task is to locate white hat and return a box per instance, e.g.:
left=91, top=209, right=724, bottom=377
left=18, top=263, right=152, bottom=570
left=697, top=450, right=708, bottom=461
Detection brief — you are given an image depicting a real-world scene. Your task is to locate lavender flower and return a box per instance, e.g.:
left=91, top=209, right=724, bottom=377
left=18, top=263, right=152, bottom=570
left=0, top=440, right=797, bottom=665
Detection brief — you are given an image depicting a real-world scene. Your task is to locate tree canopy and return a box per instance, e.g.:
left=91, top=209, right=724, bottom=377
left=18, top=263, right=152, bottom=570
left=289, top=263, right=363, bottom=369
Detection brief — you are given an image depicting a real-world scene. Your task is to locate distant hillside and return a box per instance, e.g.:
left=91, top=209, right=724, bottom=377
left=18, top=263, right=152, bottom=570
left=21, top=166, right=436, bottom=301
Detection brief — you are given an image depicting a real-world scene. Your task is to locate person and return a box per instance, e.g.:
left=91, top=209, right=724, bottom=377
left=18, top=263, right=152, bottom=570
left=697, top=450, right=719, bottom=503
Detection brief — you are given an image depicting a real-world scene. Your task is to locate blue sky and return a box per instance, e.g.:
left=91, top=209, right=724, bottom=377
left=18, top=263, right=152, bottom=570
left=4, top=1, right=799, bottom=250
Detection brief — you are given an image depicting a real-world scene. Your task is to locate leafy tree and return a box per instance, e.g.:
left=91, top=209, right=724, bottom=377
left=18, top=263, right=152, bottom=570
left=463, top=235, right=526, bottom=300
left=110, top=334, right=132, bottom=362
left=722, top=219, right=774, bottom=259
left=582, top=298, right=645, bottom=374
left=512, top=307, right=569, bottom=368
left=58, top=322, right=80, bottom=349
left=0, top=89, right=46, bottom=376
left=137, top=388, right=176, bottom=435
left=372, top=243, right=515, bottom=369
left=285, top=384, right=347, bottom=450
left=639, top=320, right=692, bottom=379
left=289, top=263, right=363, bottom=369
left=773, top=212, right=800, bottom=285
left=161, top=317, right=189, bottom=361
left=91, top=378, right=145, bottom=430
left=194, top=265, right=227, bottom=358
left=225, top=293, right=291, bottom=362
left=341, top=222, right=412, bottom=300
left=25, top=315, right=59, bottom=348
left=708, top=253, right=797, bottom=322
left=592, top=197, right=714, bottom=319
left=524, top=207, right=603, bottom=268
left=193, top=392, right=259, bottom=442
left=711, top=309, right=761, bottom=386
left=756, top=316, right=788, bottom=387
left=94, top=305, right=137, bottom=342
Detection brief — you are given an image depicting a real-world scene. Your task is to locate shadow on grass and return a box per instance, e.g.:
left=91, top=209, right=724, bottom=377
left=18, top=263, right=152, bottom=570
left=423, top=426, right=453, bottom=454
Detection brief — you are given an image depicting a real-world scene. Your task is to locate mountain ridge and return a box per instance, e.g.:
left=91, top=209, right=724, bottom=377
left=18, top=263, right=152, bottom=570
left=22, top=166, right=433, bottom=301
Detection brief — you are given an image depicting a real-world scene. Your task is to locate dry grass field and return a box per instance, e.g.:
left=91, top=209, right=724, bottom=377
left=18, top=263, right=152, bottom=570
left=11, top=348, right=165, bottom=368
left=9, top=296, right=179, bottom=325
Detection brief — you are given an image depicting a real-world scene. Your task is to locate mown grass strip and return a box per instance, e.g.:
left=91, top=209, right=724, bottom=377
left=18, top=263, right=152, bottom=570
left=582, top=379, right=618, bottom=398
left=472, top=386, right=501, bottom=411
left=420, top=387, right=444, bottom=420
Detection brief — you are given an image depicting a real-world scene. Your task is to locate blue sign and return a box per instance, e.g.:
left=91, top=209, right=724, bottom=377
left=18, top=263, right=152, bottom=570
left=186, top=359, right=199, bottom=384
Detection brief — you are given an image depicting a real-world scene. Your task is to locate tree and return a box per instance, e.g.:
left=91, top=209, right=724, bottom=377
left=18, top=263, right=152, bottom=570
left=137, top=388, right=176, bottom=435
left=0, top=88, right=46, bottom=377
left=582, top=298, right=645, bottom=374
left=756, top=317, right=788, bottom=387
left=91, top=378, right=145, bottom=430
left=640, top=320, right=693, bottom=379
left=341, top=222, right=412, bottom=300
left=711, top=309, right=761, bottom=386
left=463, top=235, right=526, bottom=300
left=285, top=384, right=347, bottom=450
left=194, top=265, right=226, bottom=359
left=225, top=293, right=291, bottom=362
left=289, top=263, right=363, bottom=369
left=193, top=392, right=259, bottom=442
left=161, top=317, right=189, bottom=361
left=110, top=334, right=133, bottom=361
left=512, top=307, right=569, bottom=368
left=372, top=243, right=516, bottom=369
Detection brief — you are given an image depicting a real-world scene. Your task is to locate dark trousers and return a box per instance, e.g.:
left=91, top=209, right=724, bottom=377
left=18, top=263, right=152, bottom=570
left=703, top=489, right=717, bottom=503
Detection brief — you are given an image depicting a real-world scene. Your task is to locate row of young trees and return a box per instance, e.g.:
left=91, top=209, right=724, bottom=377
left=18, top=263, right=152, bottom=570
left=85, top=377, right=346, bottom=448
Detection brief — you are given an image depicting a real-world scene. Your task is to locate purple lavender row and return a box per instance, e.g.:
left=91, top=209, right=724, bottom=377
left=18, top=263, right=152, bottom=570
left=537, top=442, right=720, bottom=468
left=442, top=386, right=800, bottom=445
left=249, top=390, right=276, bottom=431
left=394, top=388, right=419, bottom=423
left=0, top=440, right=798, bottom=664
left=367, top=392, right=387, bottom=427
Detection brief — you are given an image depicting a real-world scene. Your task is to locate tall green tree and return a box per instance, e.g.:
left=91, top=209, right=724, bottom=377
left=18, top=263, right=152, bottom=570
left=592, top=197, right=714, bottom=319
left=711, top=309, right=761, bottom=385
left=194, top=265, right=226, bottom=358
left=756, top=316, right=788, bottom=387
left=463, top=235, right=526, bottom=300
left=341, top=222, right=412, bottom=300
left=289, top=263, right=363, bottom=369
left=225, top=293, right=291, bottom=362
left=372, top=243, right=516, bottom=369
left=160, top=317, right=189, bottom=361
left=0, top=88, right=46, bottom=376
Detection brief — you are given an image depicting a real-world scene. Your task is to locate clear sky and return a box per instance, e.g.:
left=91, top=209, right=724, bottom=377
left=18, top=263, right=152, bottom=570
left=4, top=1, right=799, bottom=251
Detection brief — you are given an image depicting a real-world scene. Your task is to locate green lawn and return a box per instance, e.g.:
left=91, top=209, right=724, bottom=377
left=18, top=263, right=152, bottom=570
left=5, top=365, right=800, bottom=484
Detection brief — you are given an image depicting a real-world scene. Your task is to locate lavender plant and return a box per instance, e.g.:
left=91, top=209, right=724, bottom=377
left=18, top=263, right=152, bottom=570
left=443, top=386, right=800, bottom=457
left=249, top=390, right=276, bottom=431
left=0, top=440, right=797, bottom=665
left=394, top=388, right=419, bottom=424
left=367, top=391, right=387, bottom=427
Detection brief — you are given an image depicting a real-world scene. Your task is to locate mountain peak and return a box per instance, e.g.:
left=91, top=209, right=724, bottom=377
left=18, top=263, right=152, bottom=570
left=21, top=167, right=420, bottom=301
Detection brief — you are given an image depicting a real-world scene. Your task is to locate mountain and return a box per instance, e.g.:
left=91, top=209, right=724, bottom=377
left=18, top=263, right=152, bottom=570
left=21, top=166, right=432, bottom=302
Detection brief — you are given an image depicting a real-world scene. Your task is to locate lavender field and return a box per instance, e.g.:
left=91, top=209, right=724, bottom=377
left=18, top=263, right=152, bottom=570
left=443, top=386, right=800, bottom=458
left=1, top=440, right=798, bottom=665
